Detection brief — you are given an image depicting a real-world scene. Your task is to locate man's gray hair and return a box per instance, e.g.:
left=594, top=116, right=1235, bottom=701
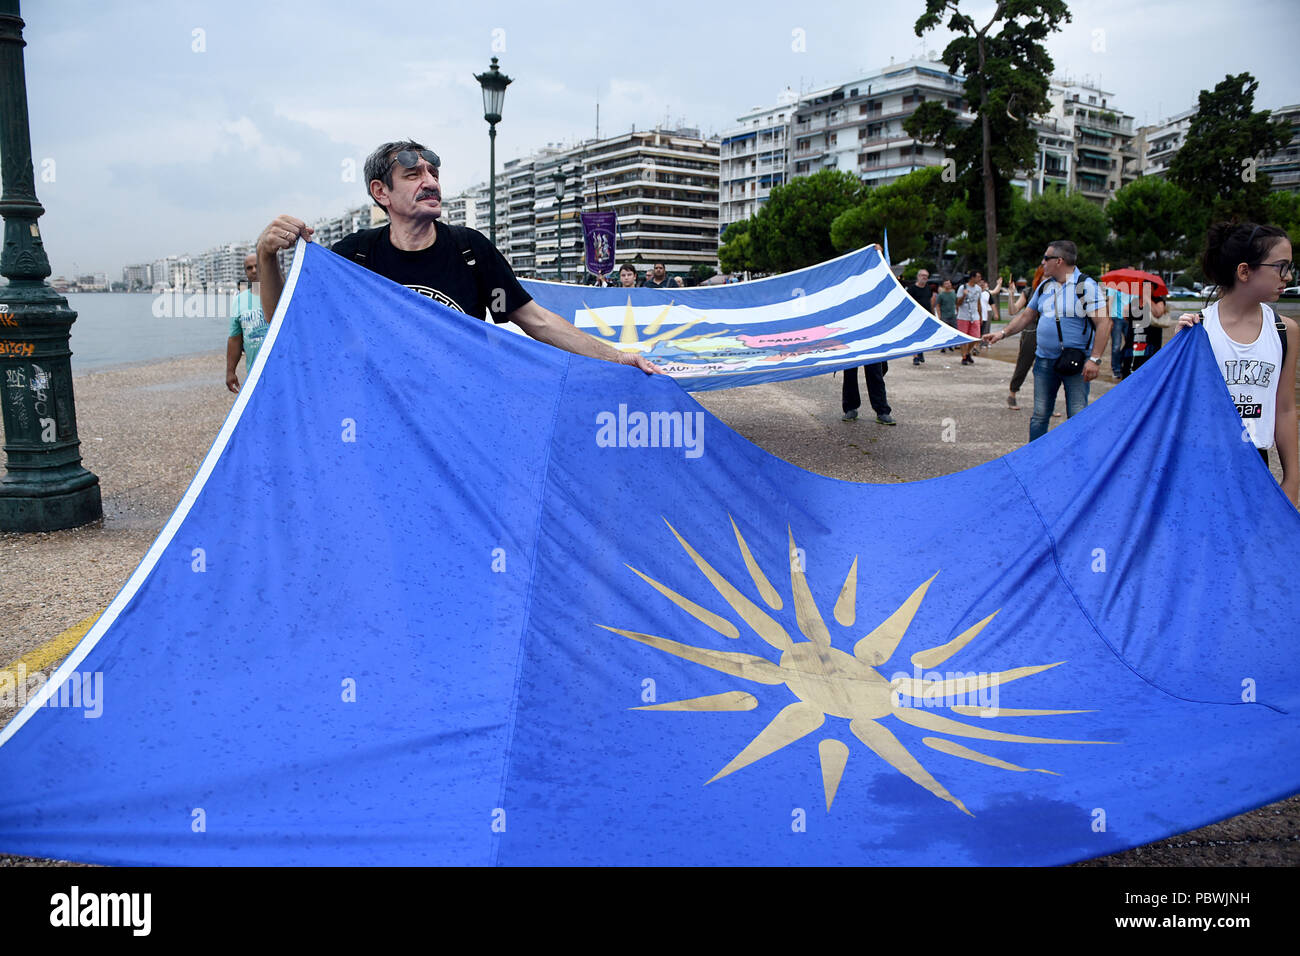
left=363, top=140, right=428, bottom=201
left=1048, top=240, right=1078, bottom=265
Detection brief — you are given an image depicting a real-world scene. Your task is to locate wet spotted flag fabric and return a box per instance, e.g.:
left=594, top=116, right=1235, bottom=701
left=0, top=241, right=1296, bottom=865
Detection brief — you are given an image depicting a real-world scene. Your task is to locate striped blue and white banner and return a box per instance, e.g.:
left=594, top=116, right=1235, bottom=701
left=521, top=245, right=970, bottom=390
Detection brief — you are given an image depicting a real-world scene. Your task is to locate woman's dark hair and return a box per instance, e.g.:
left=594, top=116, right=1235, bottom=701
left=1201, top=222, right=1290, bottom=290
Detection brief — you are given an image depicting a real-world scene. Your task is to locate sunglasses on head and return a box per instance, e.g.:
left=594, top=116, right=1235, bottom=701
left=384, top=148, right=441, bottom=175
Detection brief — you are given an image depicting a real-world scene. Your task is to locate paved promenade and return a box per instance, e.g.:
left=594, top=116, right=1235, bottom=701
left=1, top=336, right=1296, bottom=865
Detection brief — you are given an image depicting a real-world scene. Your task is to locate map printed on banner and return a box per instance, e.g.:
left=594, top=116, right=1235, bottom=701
left=522, top=244, right=972, bottom=390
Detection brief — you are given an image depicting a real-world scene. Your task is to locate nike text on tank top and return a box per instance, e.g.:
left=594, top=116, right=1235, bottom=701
left=1203, top=301, right=1282, bottom=450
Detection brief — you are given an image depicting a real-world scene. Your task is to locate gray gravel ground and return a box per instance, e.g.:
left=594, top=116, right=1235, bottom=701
left=1, top=337, right=1296, bottom=866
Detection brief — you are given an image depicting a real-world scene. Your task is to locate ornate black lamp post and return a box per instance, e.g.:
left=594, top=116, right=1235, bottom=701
left=0, top=0, right=101, bottom=532
left=474, top=57, right=512, bottom=247
left=551, top=170, right=565, bottom=282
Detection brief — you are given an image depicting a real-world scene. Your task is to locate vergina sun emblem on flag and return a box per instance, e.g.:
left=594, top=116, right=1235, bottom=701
left=597, top=516, right=1116, bottom=815
left=580, top=300, right=730, bottom=354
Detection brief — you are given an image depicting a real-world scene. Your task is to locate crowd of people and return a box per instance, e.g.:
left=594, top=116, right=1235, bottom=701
left=836, top=230, right=1297, bottom=504
left=588, top=262, right=686, bottom=288
left=220, top=137, right=1297, bottom=507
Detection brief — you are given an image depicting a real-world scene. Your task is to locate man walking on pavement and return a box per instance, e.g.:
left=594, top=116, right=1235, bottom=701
left=984, top=240, right=1110, bottom=441
left=908, top=267, right=937, bottom=365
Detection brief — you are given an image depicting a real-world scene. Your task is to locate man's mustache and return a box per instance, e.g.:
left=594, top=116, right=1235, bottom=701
left=417, top=189, right=441, bottom=201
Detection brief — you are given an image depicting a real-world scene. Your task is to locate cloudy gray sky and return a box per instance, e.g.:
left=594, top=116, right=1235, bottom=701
left=17, top=0, right=1299, bottom=277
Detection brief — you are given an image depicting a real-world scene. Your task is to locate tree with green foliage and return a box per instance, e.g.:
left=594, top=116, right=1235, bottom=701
left=907, top=0, right=1071, bottom=281
left=1169, top=73, right=1289, bottom=226
left=1266, top=190, right=1300, bottom=241
left=718, top=220, right=753, bottom=275
left=687, top=264, right=717, bottom=286
left=829, top=167, right=949, bottom=261
left=744, top=169, right=867, bottom=273
left=1104, top=177, right=1197, bottom=278
left=1003, top=187, right=1107, bottom=276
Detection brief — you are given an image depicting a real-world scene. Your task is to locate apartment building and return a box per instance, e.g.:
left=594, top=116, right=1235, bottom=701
left=1134, top=108, right=1195, bottom=179
left=481, top=131, right=719, bottom=280
left=579, top=128, right=720, bottom=276
left=719, top=91, right=796, bottom=231
left=443, top=188, right=481, bottom=231
left=788, top=59, right=968, bottom=189
left=193, top=242, right=253, bottom=291
left=122, top=263, right=151, bottom=291
left=312, top=205, right=379, bottom=249
left=1259, top=103, right=1300, bottom=194
left=1048, top=79, right=1138, bottom=203
left=151, top=254, right=195, bottom=291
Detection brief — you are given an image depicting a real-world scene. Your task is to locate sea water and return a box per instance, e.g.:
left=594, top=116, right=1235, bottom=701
left=63, top=293, right=233, bottom=372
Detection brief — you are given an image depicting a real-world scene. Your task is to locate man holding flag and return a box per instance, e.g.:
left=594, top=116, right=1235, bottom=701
left=254, top=140, right=658, bottom=375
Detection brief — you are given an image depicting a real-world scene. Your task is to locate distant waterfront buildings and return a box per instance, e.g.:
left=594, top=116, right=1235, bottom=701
left=122, top=263, right=150, bottom=290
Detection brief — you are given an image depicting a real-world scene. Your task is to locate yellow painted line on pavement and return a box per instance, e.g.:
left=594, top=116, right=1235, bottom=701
left=0, top=611, right=101, bottom=684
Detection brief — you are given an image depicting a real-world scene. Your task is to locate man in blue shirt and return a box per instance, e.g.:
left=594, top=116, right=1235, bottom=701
left=226, top=253, right=268, bottom=394
left=984, top=240, right=1111, bottom=441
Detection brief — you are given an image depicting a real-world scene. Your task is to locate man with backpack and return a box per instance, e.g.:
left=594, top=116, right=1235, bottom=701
left=254, top=140, right=658, bottom=374
left=983, top=240, right=1112, bottom=442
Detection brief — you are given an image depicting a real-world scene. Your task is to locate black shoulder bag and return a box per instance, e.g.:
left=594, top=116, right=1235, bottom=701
left=1052, top=278, right=1095, bottom=376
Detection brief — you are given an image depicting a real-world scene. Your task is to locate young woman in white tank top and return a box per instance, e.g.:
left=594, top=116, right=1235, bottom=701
left=1178, top=222, right=1298, bottom=506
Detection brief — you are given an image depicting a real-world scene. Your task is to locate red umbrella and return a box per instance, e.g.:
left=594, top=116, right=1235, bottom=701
left=1100, top=268, right=1168, bottom=298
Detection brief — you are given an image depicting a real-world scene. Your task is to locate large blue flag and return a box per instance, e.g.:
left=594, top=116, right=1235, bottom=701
left=520, top=244, right=969, bottom=389
left=0, top=241, right=1296, bottom=866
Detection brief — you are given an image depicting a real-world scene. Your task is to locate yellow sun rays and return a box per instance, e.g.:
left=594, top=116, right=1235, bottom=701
left=599, top=515, right=1115, bottom=816
left=581, top=299, right=731, bottom=354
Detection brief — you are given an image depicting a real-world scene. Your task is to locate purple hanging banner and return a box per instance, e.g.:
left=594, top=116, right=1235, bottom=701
left=581, top=211, right=617, bottom=277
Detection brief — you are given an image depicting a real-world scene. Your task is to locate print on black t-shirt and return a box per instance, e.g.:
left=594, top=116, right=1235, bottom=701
left=330, top=222, right=532, bottom=323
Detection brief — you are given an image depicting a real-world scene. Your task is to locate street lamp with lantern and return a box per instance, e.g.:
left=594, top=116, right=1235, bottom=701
left=0, top=0, right=101, bottom=531
left=551, top=170, right=565, bottom=282
left=474, top=56, right=512, bottom=247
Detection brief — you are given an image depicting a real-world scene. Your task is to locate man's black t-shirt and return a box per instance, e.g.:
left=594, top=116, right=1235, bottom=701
left=330, top=222, right=532, bottom=323
left=905, top=283, right=933, bottom=309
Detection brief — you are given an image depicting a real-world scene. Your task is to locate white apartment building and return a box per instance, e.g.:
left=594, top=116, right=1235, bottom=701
left=484, top=131, right=719, bottom=280
left=719, top=91, right=797, bottom=231
left=534, top=153, right=586, bottom=280
left=1135, top=107, right=1195, bottom=179
left=151, top=255, right=196, bottom=291
left=445, top=181, right=503, bottom=238
left=442, top=188, right=482, bottom=231
left=122, top=263, right=151, bottom=290
left=195, top=241, right=253, bottom=291
left=579, top=128, right=720, bottom=276
left=312, top=205, right=378, bottom=248
left=1044, top=79, right=1137, bottom=203
left=1020, top=110, right=1075, bottom=199
left=1132, top=102, right=1298, bottom=194
left=1260, top=104, right=1300, bottom=194
left=788, top=59, right=969, bottom=189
